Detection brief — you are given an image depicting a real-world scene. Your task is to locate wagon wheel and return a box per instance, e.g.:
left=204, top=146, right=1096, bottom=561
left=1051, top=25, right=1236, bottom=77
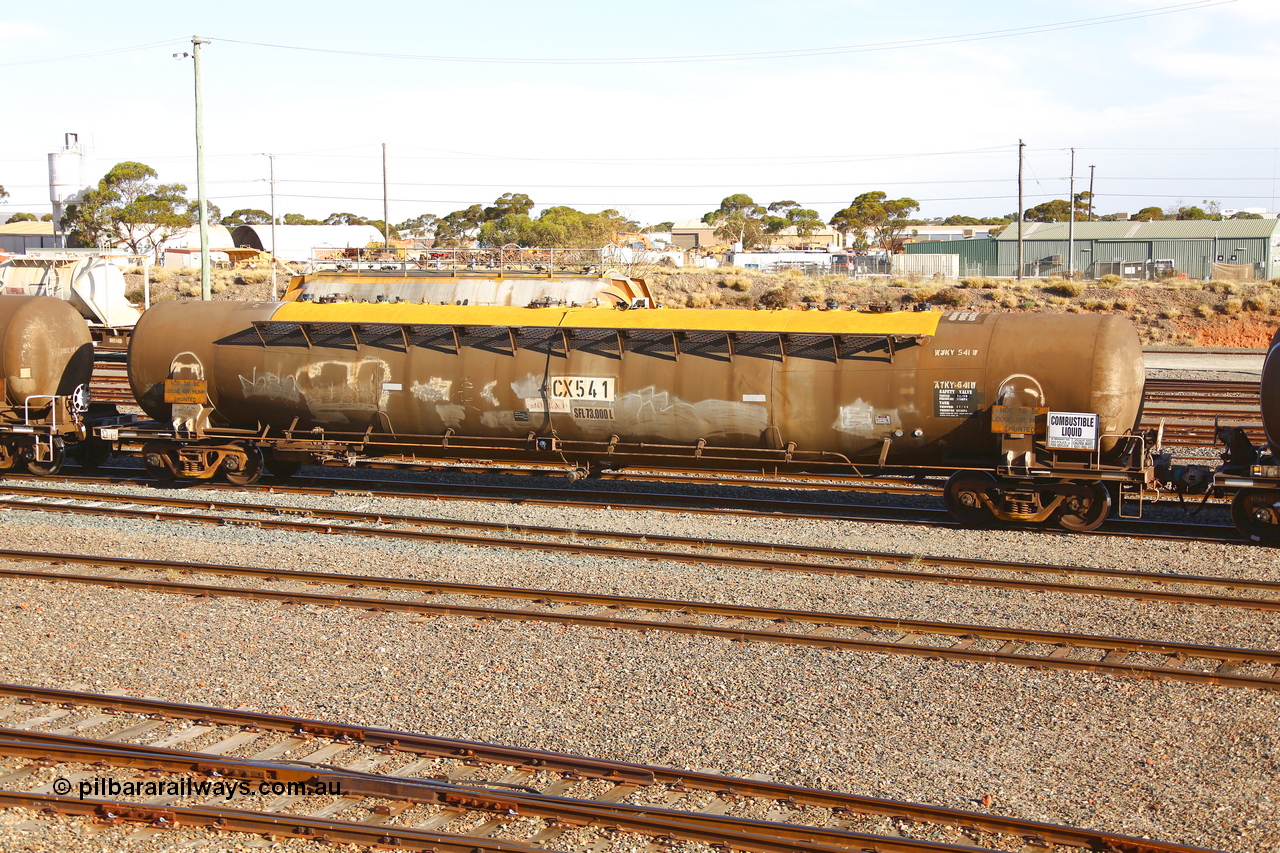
left=24, top=438, right=65, bottom=477
left=222, top=443, right=264, bottom=486
left=943, top=471, right=997, bottom=527
left=1055, top=481, right=1111, bottom=532
left=1231, top=489, right=1280, bottom=544
left=142, top=442, right=177, bottom=481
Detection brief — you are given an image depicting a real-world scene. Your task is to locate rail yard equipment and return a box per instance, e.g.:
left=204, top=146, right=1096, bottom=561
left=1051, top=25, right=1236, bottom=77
left=0, top=295, right=94, bottom=474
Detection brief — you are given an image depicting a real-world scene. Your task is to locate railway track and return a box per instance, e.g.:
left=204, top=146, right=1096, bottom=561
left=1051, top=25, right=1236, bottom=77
left=0, top=469, right=1245, bottom=543
left=0, top=685, right=1222, bottom=852
left=0, top=484, right=1259, bottom=606
left=3, top=549, right=1278, bottom=691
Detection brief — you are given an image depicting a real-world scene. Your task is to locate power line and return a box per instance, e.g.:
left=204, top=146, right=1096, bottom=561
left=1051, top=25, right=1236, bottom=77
left=212, top=2, right=1232, bottom=65
left=0, top=38, right=185, bottom=68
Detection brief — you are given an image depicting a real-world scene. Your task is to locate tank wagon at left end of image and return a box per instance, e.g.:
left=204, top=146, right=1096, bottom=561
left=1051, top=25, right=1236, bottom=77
left=0, top=295, right=96, bottom=474
left=85, top=298, right=1173, bottom=532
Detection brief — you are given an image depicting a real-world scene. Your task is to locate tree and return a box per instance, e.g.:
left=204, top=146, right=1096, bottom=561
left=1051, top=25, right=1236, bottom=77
left=1023, top=193, right=1092, bottom=223
left=1175, top=206, right=1210, bottom=220
left=396, top=213, right=439, bottom=240
left=0, top=185, right=7, bottom=203
left=5, top=213, right=37, bottom=223
left=323, top=212, right=368, bottom=226
left=1231, top=211, right=1264, bottom=220
left=366, top=219, right=399, bottom=240
left=40, top=214, right=52, bottom=222
left=702, top=194, right=766, bottom=248
left=482, top=192, right=534, bottom=222
left=434, top=204, right=486, bottom=246
left=829, top=191, right=920, bottom=254
left=644, top=221, right=674, bottom=232
left=1133, top=207, right=1164, bottom=221
left=282, top=213, right=321, bottom=225
left=62, top=161, right=195, bottom=256
left=222, top=208, right=272, bottom=227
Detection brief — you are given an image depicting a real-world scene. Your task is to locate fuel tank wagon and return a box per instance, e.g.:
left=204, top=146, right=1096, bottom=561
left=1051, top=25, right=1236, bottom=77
left=0, top=295, right=94, bottom=473
left=125, top=300, right=1146, bottom=528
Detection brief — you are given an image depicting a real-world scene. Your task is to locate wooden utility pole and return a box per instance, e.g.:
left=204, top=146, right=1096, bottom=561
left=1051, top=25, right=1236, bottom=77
left=1088, top=165, right=1096, bottom=220
left=1016, top=140, right=1024, bottom=281
left=382, top=143, right=390, bottom=253
left=1068, top=148, right=1075, bottom=279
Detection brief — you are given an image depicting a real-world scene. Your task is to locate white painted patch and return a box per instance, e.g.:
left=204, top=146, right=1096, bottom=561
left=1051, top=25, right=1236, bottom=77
left=411, top=377, right=452, bottom=402
left=742, top=394, right=766, bottom=402
left=382, top=382, right=402, bottom=391
left=510, top=373, right=544, bottom=398
left=836, top=399, right=876, bottom=433
left=435, top=403, right=466, bottom=429
left=481, top=380, right=499, bottom=406
left=525, top=397, right=571, bottom=413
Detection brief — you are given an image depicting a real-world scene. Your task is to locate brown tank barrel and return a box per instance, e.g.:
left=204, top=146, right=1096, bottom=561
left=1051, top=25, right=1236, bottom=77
left=0, top=295, right=94, bottom=416
left=1261, top=327, right=1280, bottom=457
left=128, top=302, right=1144, bottom=466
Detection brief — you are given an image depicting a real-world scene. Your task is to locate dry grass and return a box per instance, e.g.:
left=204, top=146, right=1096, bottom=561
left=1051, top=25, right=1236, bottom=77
left=1045, top=278, right=1085, bottom=297
left=1245, top=293, right=1271, bottom=312
left=1099, top=274, right=1121, bottom=286
left=1224, top=297, right=1244, bottom=316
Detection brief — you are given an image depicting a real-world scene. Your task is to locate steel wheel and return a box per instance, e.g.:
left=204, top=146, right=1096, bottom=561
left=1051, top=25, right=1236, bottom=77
left=1231, top=489, right=1280, bottom=543
left=24, top=438, right=65, bottom=477
left=223, top=443, right=264, bottom=486
left=943, top=471, right=997, bottom=527
left=1055, top=481, right=1111, bottom=532
left=142, top=442, right=177, bottom=481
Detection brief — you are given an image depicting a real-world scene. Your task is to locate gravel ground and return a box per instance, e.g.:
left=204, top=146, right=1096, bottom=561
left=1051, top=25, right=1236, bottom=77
left=0, top=362, right=1275, bottom=852
left=0, top=493, right=1277, bottom=851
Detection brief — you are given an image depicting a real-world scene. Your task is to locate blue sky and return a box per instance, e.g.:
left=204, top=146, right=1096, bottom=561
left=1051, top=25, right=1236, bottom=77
left=2, top=0, right=1277, bottom=226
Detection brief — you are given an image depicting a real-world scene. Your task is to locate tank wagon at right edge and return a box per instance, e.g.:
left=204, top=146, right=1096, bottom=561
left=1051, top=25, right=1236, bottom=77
left=1204, top=328, right=1280, bottom=542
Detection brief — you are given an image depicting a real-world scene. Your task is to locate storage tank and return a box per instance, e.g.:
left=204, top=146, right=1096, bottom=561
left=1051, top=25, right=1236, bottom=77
left=0, top=295, right=94, bottom=420
left=128, top=301, right=1144, bottom=466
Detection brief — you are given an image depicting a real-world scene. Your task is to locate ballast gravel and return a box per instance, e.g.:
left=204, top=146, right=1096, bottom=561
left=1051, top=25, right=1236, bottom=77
left=0, top=475, right=1276, bottom=853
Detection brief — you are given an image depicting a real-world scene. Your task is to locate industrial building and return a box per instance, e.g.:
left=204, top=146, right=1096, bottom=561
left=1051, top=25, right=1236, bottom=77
left=904, top=219, right=1280, bottom=280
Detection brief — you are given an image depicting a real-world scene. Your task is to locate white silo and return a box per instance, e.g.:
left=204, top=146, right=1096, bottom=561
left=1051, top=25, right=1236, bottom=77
left=48, top=133, right=94, bottom=248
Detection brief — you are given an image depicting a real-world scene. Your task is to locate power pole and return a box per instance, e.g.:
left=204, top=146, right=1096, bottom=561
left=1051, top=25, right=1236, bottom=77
left=1016, top=140, right=1024, bottom=281
left=1068, top=147, right=1075, bottom=280
left=192, top=35, right=211, bottom=301
left=382, top=143, right=390, bottom=253
left=263, top=153, right=278, bottom=300
left=1088, top=165, right=1096, bottom=220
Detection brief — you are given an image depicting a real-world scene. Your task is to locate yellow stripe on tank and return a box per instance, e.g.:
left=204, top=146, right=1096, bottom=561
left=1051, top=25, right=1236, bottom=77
left=269, top=303, right=943, bottom=336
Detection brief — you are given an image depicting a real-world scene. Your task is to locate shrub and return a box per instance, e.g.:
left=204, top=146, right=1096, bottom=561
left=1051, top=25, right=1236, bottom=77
left=124, top=287, right=144, bottom=304
left=959, top=276, right=991, bottom=289
left=1224, top=297, right=1243, bottom=315
left=211, top=280, right=228, bottom=294
left=1113, top=298, right=1134, bottom=311
left=1099, top=274, right=1121, bottom=286
left=1245, top=293, right=1271, bottom=312
left=903, top=287, right=938, bottom=303
left=176, top=282, right=199, bottom=297
left=1195, top=303, right=1215, bottom=318
left=998, top=293, right=1019, bottom=309
left=890, top=277, right=911, bottom=288
left=779, top=268, right=805, bottom=280
left=238, top=269, right=271, bottom=285
left=757, top=286, right=791, bottom=309
left=931, top=287, right=968, bottom=307
left=1160, top=307, right=1181, bottom=320
left=724, top=276, right=749, bottom=292
left=1047, top=296, right=1068, bottom=306
left=1046, top=279, right=1085, bottom=297
left=1020, top=299, right=1038, bottom=310
left=148, top=267, right=173, bottom=283
left=1084, top=298, right=1108, bottom=311
left=688, top=292, right=711, bottom=308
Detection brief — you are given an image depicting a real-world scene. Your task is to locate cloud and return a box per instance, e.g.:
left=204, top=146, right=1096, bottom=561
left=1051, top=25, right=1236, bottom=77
left=0, top=22, right=47, bottom=40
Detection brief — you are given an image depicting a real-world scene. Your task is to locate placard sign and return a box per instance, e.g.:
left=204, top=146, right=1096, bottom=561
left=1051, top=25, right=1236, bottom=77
left=1047, top=411, right=1098, bottom=450
left=164, top=379, right=207, bottom=404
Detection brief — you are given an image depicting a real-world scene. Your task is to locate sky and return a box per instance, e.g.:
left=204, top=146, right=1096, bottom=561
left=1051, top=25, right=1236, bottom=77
left=2, top=0, right=1279, bottom=228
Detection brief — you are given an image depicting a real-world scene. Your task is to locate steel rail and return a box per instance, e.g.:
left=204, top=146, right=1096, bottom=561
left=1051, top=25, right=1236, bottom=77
left=0, top=790, right=549, bottom=853
left=0, top=470, right=1244, bottom=544
left=0, top=684, right=1220, bottom=853
left=0, top=485, right=1267, bottom=605
left=3, top=560, right=1277, bottom=690
left=0, top=732, right=1020, bottom=853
